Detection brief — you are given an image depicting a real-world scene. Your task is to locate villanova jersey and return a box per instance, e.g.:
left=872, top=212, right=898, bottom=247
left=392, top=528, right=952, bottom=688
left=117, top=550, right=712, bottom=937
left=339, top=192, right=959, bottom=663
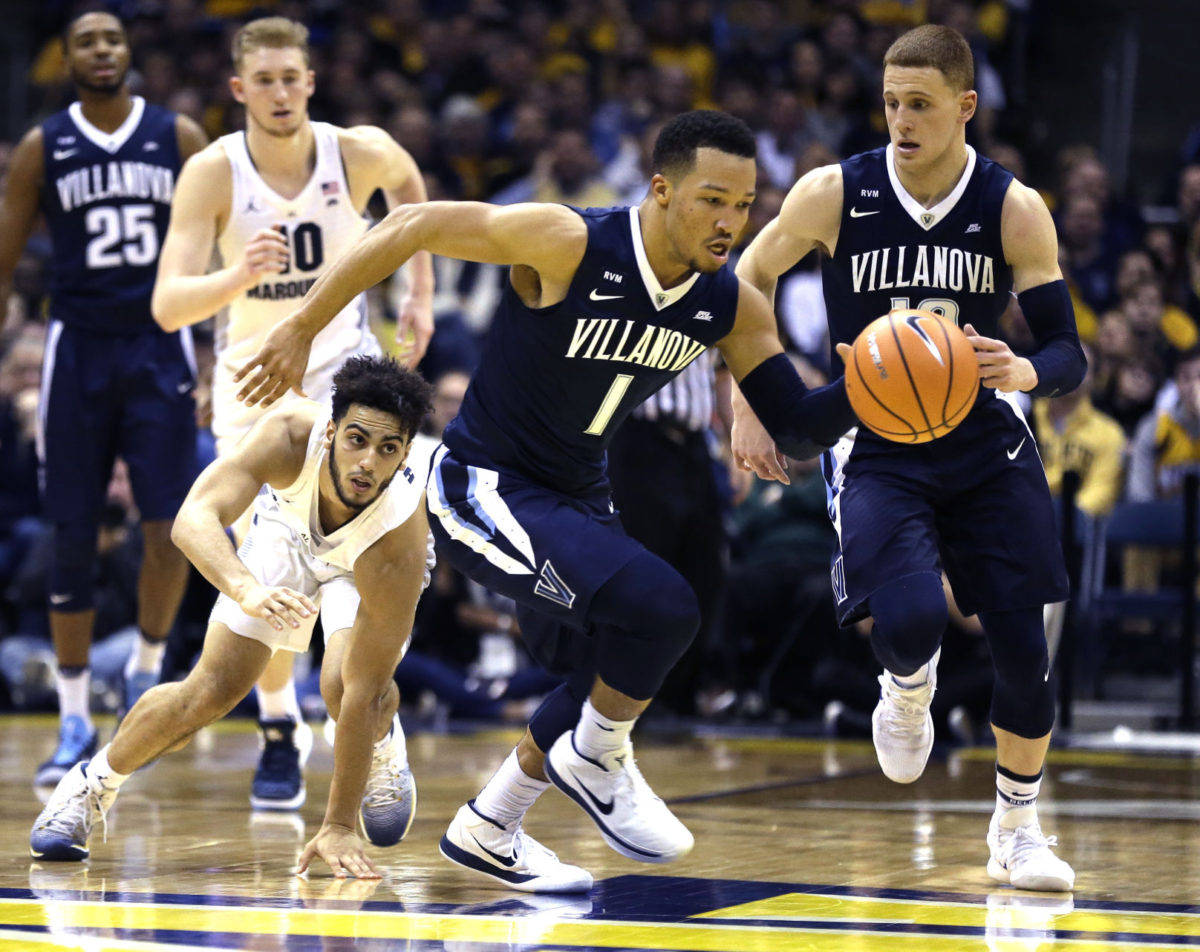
left=40, top=96, right=180, bottom=334
left=822, top=144, right=1014, bottom=441
left=443, top=206, right=739, bottom=495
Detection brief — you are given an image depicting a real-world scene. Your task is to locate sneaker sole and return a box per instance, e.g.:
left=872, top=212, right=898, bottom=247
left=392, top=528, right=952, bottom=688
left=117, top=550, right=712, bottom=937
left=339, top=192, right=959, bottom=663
left=989, top=857, right=1073, bottom=892
left=543, top=756, right=687, bottom=864
left=29, top=843, right=88, bottom=862
left=358, top=791, right=416, bottom=848
left=250, top=785, right=306, bottom=811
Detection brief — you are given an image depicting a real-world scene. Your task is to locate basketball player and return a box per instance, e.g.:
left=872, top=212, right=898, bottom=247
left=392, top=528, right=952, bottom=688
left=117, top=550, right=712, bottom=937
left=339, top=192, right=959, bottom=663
left=151, top=17, right=433, bottom=811
left=0, top=11, right=207, bottom=788
left=31, top=356, right=433, bottom=878
left=733, top=26, right=1084, bottom=891
left=235, top=110, right=857, bottom=891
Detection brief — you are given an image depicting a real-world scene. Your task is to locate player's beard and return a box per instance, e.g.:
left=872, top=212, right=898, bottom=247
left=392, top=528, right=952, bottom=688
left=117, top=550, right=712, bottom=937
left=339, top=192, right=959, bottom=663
left=328, top=452, right=393, bottom=512
left=70, top=63, right=128, bottom=96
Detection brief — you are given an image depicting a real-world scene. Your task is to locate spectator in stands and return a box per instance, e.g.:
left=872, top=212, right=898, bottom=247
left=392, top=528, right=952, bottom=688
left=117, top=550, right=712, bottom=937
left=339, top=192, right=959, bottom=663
left=1059, top=194, right=1119, bottom=312
left=1033, top=344, right=1127, bottom=518
left=1121, top=278, right=1198, bottom=372
left=1127, top=346, right=1200, bottom=502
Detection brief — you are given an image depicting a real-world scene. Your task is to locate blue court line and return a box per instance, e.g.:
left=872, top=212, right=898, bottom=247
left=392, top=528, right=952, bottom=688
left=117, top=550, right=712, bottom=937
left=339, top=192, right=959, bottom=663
left=665, top=767, right=880, bottom=805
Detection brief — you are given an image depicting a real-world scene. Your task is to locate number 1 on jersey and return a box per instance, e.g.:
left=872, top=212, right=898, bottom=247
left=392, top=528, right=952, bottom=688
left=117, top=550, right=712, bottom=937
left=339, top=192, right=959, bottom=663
left=584, top=374, right=634, bottom=436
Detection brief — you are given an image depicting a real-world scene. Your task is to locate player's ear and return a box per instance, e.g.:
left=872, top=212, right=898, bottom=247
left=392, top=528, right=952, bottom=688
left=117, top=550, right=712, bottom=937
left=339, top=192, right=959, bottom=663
left=305, top=69, right=316, bottom=97
left=324, top=420, right=336, bottom=447
left=650, top=172, right=672, bottom=208
left=958, top=89, right=978, bottom=124
left=229, top=75, right=245, bottom=104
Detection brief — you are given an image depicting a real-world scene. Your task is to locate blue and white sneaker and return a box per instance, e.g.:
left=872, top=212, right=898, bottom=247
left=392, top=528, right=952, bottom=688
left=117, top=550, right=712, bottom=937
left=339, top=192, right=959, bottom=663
left=545, top=732, right=693, bottom=864
left=30, top=763, right=116, bottom=862
left=439, top=800, right=593, bottom=893
left=250, top=718, right=313, bottom=810
left=358, top=716, right=416, bottom=847
left=35, top=716, right=99, bottom=789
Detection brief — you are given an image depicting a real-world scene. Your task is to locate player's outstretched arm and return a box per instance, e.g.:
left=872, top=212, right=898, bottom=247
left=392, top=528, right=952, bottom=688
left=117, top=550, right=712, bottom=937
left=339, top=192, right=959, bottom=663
left=344, top=126, right=435, bottom=367
left=171, top=405, right=316, bottom=629
left=0, top=128, right=44, bottom=331
left=152, top=145, right=289, bottom=331
left=717, top=279, right=857, bottom=468
left=298, top=506, right=429, bottom=879
left=234, top=201, right=587, bottom=407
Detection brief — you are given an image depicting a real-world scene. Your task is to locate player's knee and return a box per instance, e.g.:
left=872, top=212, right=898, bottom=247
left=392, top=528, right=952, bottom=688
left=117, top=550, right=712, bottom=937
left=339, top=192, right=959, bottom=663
left=48, top=522, right=99, bottom=612
left=868, top=573, right=947, bottom=675
left=319, top=666, right=344, bottom=720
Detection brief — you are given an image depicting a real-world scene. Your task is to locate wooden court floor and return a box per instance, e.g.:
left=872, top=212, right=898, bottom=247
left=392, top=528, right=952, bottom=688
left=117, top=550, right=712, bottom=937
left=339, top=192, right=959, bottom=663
left=3, top=714, right=1200, bottom=950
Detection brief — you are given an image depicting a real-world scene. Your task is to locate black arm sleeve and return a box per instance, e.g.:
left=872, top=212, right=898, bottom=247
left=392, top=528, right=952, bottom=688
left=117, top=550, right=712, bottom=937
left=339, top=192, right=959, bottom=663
left=1018, top=279, right=1087, bottom=398
left=738, top=353, right=858, bottom=460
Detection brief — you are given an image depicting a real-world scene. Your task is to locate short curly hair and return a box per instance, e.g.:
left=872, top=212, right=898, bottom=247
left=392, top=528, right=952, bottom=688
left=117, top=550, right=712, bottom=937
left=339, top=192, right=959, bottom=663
left=330, top=355, right=434, bottom=441
left=651, top=110, right=756, bottom=180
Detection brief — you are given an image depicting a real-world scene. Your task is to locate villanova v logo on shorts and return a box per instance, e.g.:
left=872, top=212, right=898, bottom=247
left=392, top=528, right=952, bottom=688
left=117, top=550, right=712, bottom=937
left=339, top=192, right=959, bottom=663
left=535, top=559, right=576, bottom=608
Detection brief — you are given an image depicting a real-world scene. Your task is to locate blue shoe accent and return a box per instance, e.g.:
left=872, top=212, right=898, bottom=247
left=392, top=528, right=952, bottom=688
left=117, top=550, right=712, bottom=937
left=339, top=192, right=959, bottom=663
left=35, top=717, right=98, bottom=789
left=359, top=764, right=416, bottom=847
left=30, top=762, right=113, bottom=862
left=250, top=719, right=305, bottom=810
left=438, top=834, right=538, bottom=885
left=120, top=670, right=158, bottom=721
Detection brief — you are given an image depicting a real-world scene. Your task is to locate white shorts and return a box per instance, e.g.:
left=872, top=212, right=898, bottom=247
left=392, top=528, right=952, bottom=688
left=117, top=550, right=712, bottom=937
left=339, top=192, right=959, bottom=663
left=209, top=510, right=359, bottom=653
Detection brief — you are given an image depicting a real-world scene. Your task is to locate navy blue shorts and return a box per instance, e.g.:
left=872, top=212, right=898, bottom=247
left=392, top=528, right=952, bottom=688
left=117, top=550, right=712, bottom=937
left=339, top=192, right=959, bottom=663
left=427, top=444, right=644, bottom=675
left=823, top=393, right=1069, bottom=626
left=38, top=321, right=198, bottom=526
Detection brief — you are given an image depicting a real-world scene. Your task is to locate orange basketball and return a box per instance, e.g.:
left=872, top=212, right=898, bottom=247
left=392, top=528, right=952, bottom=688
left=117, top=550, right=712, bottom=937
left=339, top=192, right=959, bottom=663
left=844, top=309, right=980, bottom=444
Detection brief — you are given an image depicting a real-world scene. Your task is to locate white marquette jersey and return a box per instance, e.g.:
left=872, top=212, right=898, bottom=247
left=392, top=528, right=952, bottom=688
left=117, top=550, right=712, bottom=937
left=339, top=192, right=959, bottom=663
left=254, top=408, right=427, bottom=576
left=212, top=122, right=379, bottom=451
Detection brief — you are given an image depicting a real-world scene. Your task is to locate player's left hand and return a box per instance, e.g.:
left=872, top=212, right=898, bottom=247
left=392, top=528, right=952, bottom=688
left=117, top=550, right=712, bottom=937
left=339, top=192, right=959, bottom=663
left=297, top=823, right=381, bottom=880
left=963, top=324, right=1038, bottom=393
left=395, top=292, right=433, bottom=369
left=234, top=317, right=314, bottom=408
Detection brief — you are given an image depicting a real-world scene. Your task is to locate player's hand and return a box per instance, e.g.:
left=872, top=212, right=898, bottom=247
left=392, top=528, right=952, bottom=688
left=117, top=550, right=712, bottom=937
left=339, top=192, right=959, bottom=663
left=234, top=317, right=313, bottom=407
left=235, top=583, right=316, bottom=631
left=963, top=324, right=1038, bottom=393
left=732, top=404, right=789, bottom=485
left=395, top=291, right=433, bottom=368
left=297, top=823, right=381, bottom=880
left=236, top=227, right=290, bottom=287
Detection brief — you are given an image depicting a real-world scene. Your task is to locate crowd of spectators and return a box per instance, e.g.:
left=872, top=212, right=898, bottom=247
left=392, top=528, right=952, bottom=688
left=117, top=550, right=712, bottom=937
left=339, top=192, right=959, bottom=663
left=2, top=0, right=1198, bottom=727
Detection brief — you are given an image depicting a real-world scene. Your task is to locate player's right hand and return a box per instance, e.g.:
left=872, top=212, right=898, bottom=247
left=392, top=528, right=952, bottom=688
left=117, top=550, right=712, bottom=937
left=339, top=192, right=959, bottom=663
left=237, top=227, right=290, bottom=285
left=234, top=317, right=313, bottom=407
left=732, top=406, right=790, bottom=485
left=236, top=583, right=316, bottom=631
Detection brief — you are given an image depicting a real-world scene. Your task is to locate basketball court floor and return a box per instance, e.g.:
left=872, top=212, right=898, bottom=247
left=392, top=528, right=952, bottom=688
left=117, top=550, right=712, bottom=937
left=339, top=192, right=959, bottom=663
left=3, top=714, right=1199, bottom=950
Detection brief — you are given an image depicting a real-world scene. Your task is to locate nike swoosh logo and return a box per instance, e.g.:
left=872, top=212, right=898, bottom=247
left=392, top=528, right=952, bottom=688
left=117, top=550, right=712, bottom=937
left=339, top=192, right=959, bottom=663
left=849, top=207, right=879, bottom=218
left=470, top=833, right=516, bottom=867
left=574, top=773, right=614, bottom=815
left=50, top=594, right=72, bottom=605
left=1006, top=437, right=1026, bottom=460
left=53, top=149, right=77, bottom=160
left=589, top=289, right=623, bottom=301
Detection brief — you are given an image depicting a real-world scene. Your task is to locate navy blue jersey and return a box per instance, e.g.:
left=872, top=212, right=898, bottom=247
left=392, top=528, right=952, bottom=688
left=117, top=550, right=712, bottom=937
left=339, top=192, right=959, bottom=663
left=822, top=145, right=1014, bottom=439
left=443, top=206, right=739, bottom=495
left=40, top=97, right=181, bottom=334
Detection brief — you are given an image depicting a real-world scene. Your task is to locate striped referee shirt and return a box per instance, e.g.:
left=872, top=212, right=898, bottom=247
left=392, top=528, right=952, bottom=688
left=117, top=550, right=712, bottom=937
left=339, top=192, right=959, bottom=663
left=631, top=353, right=716, bottom=433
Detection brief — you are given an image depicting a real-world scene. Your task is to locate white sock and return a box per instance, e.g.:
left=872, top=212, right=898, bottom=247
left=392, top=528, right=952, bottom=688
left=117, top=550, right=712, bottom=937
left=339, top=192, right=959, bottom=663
left=892, top=663, right=931, bottom=689
left=86, top=744, right=129, bottom=791
left=995, top=766, right=1042, bottom=830
left=375, top=714, right=407, bottom=768
left=256, top=679, right=301, bottom=723
left=57, top=668, right=92, bottom=726
left=574, top=699, right=635, bottom=760
left=473, top=748, right=549, bottom=827
left=124, top=631, right=166, bottom=678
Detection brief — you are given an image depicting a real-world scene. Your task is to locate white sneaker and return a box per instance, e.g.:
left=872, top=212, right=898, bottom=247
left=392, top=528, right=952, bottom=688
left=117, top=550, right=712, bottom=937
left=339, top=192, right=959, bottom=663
left=872, top=649, right=939, bottom=783
left=29, top=763, right=117, bottom=862
left=358, top=718, right=416, bottom=847
left=545, top=731, right=693, bottom=863
left=987, top=815, right=1075, bottom=892
left=439, top=801, right=593, bottom=893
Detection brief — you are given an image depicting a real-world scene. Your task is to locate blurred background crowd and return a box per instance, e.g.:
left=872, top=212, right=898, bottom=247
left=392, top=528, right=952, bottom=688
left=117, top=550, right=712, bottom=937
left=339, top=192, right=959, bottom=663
left=2, top=0, right=1200, bottom=735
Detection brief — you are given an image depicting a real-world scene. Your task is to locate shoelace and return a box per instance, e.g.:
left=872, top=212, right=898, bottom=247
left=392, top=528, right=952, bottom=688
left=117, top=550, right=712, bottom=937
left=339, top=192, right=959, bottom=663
left=512, top=827, right=558, bottom=865
left=608, top=748, right=665, bottom=806
left=36, top=782, right=111, bottom=844
left=1001, top=824, right=1059, bottom=869
left=363, top=753, right=406, bottom=808
left=878, top=676, right=933, bottom=732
